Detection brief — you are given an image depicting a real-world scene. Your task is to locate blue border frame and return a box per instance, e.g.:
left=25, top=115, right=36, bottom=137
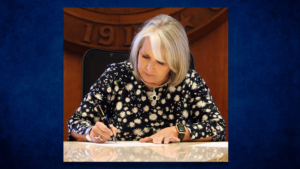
left=1, top=0, right=300, bottom=168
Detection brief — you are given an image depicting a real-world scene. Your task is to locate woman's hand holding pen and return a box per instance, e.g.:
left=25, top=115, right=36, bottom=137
left=139, top=127, right=180, bottom=144
left=89, top=122, right=118, bottom=143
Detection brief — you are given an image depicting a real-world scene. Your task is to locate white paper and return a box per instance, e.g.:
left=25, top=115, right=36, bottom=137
left=190, top=142, right=228, bottom=148
left=83, top=141, right=167, bottom=147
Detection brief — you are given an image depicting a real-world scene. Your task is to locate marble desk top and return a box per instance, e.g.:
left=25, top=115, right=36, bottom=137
left=64, top=141, right=228, bottom=162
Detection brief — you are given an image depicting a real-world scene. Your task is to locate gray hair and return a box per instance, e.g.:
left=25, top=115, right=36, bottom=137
left=130, top=14, right=190, bottom=88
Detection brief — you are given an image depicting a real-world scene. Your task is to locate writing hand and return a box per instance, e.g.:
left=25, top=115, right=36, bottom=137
left=89, top=122, right=118, bottom=143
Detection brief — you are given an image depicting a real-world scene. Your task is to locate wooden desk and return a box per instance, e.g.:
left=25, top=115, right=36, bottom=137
left=64, top=141, right=228, bottom=162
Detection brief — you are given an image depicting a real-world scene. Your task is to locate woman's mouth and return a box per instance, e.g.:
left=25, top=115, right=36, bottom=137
left=144, top=72, right=154, bottom=77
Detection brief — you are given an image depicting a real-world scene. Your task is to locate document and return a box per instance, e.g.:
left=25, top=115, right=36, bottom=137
left=83, top=141, right=167, bottom=147
left=190, top=142, right=228, bottom=147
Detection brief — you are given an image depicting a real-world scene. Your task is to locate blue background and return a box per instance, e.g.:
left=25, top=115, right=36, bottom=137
left=1, top=0, right=300, bottom=168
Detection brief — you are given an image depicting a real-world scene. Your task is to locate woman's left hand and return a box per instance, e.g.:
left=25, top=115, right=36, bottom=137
left=139, top=127, right=180, bottom=144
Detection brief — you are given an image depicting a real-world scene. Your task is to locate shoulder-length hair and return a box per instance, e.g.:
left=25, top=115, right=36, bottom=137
left=130, top=14, right=190, bottom=88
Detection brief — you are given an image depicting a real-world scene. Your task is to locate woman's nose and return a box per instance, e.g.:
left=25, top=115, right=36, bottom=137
left=147, top=62, right=153, bottom=71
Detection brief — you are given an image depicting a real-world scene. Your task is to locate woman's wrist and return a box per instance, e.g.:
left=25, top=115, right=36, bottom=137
left=173, top=126, right=179, bottom=137
left=85, top=126, right=93, bottom=142
left=183, top=126, right=191, bottom=141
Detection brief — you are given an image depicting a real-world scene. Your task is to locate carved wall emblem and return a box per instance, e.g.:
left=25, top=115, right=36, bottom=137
left=64, top=8, right=227, bottom=51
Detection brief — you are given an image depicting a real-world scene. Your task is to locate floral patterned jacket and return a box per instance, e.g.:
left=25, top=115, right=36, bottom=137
left=67, top=60, right=226, bottom=141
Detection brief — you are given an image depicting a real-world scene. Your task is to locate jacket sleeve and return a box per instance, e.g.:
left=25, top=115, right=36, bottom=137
left=181, top=70, right=226, bottom=141
left=67, top=63, right=118, bottom=141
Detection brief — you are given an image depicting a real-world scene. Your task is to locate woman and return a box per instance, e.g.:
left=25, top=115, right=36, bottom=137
left=68, top=14, right=226, bottom=144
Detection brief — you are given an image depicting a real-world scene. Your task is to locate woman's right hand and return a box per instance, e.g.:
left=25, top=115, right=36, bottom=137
left=89, top=122, right=118, bottom=143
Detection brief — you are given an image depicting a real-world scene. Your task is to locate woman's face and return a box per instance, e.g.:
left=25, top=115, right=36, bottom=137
left=138, top=38, right=171, bottom=87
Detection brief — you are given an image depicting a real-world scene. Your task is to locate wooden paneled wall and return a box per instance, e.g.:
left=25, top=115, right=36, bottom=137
left=63, top=8, right=228, bottom=141
left=190, top=20, right=228, bottom=141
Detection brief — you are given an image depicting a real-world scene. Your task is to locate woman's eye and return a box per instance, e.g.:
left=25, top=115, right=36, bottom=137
left=158, top=61, right=164, bottom=65
left=142, top=55, right=148, bottom=58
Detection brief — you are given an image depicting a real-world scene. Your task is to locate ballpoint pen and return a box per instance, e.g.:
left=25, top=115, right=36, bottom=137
left=96, top=105, right=117, bottom=143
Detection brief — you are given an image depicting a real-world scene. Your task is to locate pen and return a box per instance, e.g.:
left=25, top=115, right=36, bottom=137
left=96, top=105, right=117, bottom=143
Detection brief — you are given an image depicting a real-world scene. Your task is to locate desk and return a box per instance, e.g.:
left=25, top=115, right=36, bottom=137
left=64, top=141, right=228, bottom=162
